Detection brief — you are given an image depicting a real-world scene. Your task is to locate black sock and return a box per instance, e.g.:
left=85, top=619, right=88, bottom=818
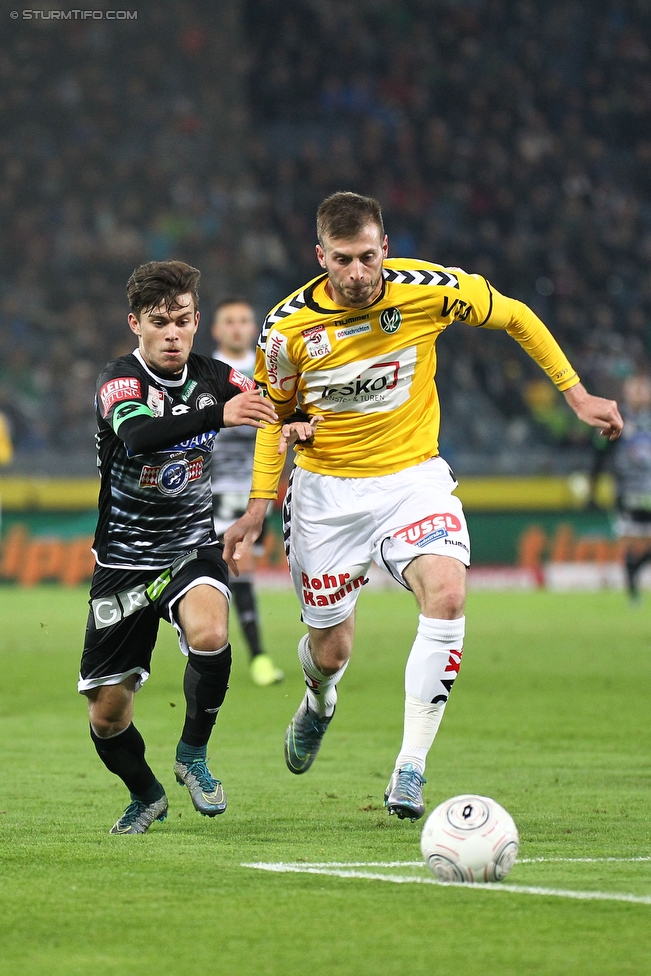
left=90, top=723, right=163, bottom=800
left=231, top=579, right=263, bottom=659
left=181, top=645, right=232, bottom=748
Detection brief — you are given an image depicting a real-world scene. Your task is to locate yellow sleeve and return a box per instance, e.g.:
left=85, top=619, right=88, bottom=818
left=0, top=412, right=13, bottom=466
left=481, top=285, right=580, bottom=391
left=250, top=421, right=286, bottom=499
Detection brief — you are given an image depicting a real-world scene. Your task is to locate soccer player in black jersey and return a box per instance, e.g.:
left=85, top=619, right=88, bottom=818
left=78, top=260, right=278, bottom=834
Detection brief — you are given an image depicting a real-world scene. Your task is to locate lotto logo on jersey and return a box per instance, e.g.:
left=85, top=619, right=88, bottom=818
left=99, top=377, right=142, bottom=416
left=229, top=367, right=256, bottom=392
left=305, top=345, right=417, bottom=414
left=394, top=512, right=462, bottom=545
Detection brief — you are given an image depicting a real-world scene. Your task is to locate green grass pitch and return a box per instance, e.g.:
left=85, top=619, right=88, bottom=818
left=1, top=583, right=650, bottom=975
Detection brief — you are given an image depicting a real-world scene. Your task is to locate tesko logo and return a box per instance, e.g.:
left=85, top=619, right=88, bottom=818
left=380, top=307, right=402, bottom=334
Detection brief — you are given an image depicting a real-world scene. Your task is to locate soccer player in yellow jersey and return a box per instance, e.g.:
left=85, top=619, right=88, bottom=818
left=224, top=191, right=623, bottom=822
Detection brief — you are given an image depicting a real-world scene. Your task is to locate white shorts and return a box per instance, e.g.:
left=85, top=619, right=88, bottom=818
left=283, top=456, right=470, bottom=628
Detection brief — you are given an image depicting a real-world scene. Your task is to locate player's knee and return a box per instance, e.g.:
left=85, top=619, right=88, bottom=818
left=442, top=582, right=465, bottom=618
left=186, top=622, right=229, bottom=652
left=90, top=715, right=131, bottom=738
left=88, top=696, right=131, bottom=738
left=312, top=634, right=352, bottom=673
left=421, top=579, right=465, bottom=619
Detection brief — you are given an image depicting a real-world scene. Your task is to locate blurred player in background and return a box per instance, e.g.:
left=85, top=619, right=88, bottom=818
left=211, top=299, right=284, bottom=686
left=224, top=191, right=623, bottom=823
left=0, top=408, right=13, bottom=539
left=613, top=373, right=651, bottom=600
left=79, top=261, right=277, bottom=834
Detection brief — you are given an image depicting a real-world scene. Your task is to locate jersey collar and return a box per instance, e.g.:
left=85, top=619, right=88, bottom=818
left=133, top=348, right=188, bottom=387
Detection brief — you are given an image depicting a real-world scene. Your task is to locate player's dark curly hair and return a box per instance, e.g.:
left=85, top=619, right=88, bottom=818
left=317, top=191, right=384, bottom=245
left=126, top=260, right=201, bottom=317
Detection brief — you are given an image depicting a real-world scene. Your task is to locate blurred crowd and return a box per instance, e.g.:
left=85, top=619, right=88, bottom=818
left=2, top=0, right=651, bottom=472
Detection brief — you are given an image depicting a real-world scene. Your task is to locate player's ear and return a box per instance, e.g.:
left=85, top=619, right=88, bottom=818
left=128, top=313, right=141, bottom=336
left=316, top=243, right=326, bottom=268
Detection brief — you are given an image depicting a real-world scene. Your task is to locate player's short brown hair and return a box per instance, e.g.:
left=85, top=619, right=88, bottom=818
left=126, top=260, right=201, bottom=317
left=316, top=192, right=384, bottom=245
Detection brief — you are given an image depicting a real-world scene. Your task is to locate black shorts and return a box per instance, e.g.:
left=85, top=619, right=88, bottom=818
left=78, top=545, right=230, bottom=693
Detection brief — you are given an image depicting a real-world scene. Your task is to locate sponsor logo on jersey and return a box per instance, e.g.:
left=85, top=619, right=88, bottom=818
left=300, top=570, right=368, bottom=607
left=99, top=377, right=141, bottom=416
left=196, top=392, right=216, bottom=409
left=443, top=537, right=470, bottom=553
left=228, top=367, right=256, bottom=392
left=139, top=456, right=203, bottom=494
left=334, top=321, right=372, bottom=340
left=91, top=584, right=149, bottom=629
left=147, top=386, right=165, bottom=417
left=415, top=528, right=448, bottom=548
left=266, top=328, right=298, bottom=391
left=172, top=403, right=191, bottom=415
left=302, top=324, right=332, bottom=359
left=181, top=379, right=198, bottom=402
left=441, top=295, right=474, bottom=321
left=332, top=313, right=370, bottom=327
left=306, top=346, right=417, bottom=414
left=394, top=512, right=462, bottom=545
left=156, top=431, right=217, bottom=455
left=380, top=307, right=402, bottom=334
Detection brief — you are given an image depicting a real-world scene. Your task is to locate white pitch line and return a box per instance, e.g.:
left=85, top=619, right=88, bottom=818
left=517, top=856, right=651, bottom=864
left=241, top=862, right=651, bottom=906
left=246, top=857, right=651, bottom=868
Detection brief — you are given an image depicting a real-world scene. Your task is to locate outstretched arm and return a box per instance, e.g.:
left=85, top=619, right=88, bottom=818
left=475, top=284, right=623, bottom=438
left=563, top=382, right=623, bottom=441
left=117, top=390, right=277, bottom=454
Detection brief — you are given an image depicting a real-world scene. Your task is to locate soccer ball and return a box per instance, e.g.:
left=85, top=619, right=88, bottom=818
left=420, top=794, right=519, bottom=883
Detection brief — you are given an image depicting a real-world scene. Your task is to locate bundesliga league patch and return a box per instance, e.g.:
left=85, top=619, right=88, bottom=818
left=302, top=324, right=332, bottom=359
left=147, top=386, right=165, bottom=418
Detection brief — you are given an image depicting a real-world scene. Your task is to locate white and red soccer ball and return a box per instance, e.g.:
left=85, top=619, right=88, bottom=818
left=420, top=794, right=519, bottom=883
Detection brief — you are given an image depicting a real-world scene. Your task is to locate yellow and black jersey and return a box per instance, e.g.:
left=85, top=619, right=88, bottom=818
left=251, top=257, right=579, bottom=497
